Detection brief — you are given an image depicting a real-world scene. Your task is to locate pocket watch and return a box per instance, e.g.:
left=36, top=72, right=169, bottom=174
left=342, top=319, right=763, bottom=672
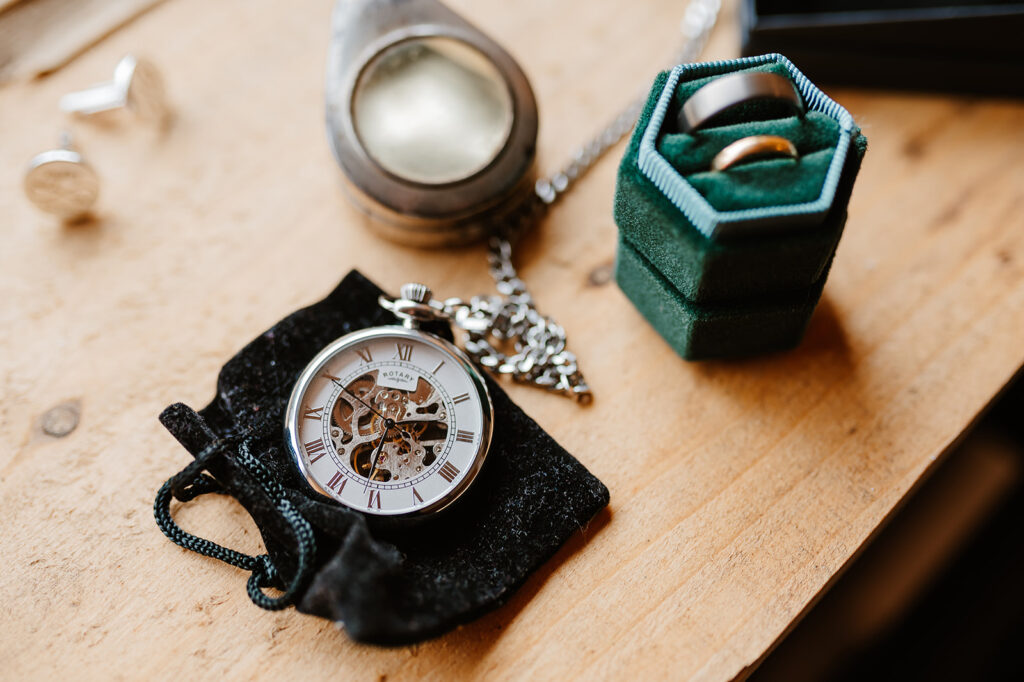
left=285, top=283, right=493, bottom=517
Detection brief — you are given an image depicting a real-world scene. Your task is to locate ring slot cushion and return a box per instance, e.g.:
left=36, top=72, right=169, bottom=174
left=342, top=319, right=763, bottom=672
left=156, top=270, right=609, bottom=645
left=613, top=53, right=867, bottom=359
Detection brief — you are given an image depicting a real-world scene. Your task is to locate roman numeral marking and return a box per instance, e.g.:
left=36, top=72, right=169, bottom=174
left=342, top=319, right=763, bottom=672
left=437, top=461, right=460, bottom=483
left=455, top=429, right=474, bottom=444
left=431, top=360, right=445, bottom=374
left=304, top=438, right=327, bottom=463
left=355, top=347, right=372, bottom=363
left=302, top=405, right=324, bottom=421
left=326, top=470, right=347, bottom=494
left=452, top=393, right=470, bottom=405
left=367, top=490, right=382, bottom=509
left=323, top=372, right=341, bottom=384
left=394, top=342, right=413, bottom=362
left=412, top=487, right=424, bottom=505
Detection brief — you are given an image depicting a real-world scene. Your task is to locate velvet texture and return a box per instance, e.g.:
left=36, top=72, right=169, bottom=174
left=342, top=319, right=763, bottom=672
left=661, top=63, right=842, bottom=212
left=157, top=270, right=609, bottom=645
left=614, top=64, right=867, bottom=305
left=613, top=57, right=866, bottom=360
left=615, top=235, right=830, bottom=359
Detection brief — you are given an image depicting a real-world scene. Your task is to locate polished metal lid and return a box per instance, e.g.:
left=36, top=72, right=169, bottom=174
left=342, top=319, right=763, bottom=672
left=326, top=0, right=538, bottom=246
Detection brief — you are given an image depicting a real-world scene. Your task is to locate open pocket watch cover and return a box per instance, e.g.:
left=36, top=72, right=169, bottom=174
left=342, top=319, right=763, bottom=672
left=154, top=271, right=609, bottom=645
left=325, top=0, right=539, bottom=246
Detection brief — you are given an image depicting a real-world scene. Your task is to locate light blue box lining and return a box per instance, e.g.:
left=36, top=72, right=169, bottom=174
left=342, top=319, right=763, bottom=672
left=637, top=53, right=856, bottom=239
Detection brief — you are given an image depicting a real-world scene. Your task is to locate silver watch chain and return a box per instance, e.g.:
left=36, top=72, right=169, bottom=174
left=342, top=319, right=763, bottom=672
left=445, top=0, right=721, bottom=404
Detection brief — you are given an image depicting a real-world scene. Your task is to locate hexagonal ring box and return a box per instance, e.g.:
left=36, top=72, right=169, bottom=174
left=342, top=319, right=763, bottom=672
left=614, top=53, right=867, bottom=360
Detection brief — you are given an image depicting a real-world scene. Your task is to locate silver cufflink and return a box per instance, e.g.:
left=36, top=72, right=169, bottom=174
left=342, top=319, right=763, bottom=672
left=26, top=55, right=169, bottom=220
left=59, top=54, right=169, bottom=124
left=24, top=132, right=100, bottom=221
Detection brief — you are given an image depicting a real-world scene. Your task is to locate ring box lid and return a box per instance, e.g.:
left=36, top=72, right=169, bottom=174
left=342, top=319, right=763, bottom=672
left=614, top=54, right=866, bottom=303
left=637, top=53, right=859, bottom=240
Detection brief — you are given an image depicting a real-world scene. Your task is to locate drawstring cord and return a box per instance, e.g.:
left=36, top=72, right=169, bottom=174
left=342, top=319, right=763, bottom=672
left=153, top=435, right=316, bottom=610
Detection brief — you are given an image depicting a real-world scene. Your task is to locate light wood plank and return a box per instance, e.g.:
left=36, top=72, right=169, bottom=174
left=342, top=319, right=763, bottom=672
left=2, top=1, right=1024, bottom=680
left=0, top=0, right=164, bottom=83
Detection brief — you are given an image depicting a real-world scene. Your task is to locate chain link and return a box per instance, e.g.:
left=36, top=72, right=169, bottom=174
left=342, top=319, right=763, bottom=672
left=450, top=0, right=721, bottom=403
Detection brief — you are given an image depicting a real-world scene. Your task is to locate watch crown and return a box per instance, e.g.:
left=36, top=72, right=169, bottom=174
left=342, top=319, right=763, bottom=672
left=400, top=282, right=432, bottom=304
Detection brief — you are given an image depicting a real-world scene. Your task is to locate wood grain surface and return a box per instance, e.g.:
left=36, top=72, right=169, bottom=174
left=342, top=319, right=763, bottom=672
left=0, top=0, right=164, bottom=83
left=2, top=0, right=1024, bottom=680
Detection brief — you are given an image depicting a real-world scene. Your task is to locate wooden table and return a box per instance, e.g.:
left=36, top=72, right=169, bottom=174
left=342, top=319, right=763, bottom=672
left=3, top=0, right=1024, bottom=679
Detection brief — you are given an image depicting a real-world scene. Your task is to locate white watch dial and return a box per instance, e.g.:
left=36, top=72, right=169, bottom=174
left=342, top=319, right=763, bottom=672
left=286, top=328, right=492, bottom=517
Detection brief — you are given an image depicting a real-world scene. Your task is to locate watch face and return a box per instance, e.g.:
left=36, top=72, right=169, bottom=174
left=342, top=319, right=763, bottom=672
left=285, top=327, right=493, bottom=517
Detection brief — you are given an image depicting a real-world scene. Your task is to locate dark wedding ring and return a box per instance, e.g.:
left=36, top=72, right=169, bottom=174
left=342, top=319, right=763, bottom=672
left=678, top=71, right=803, bottom=133
left=710, top=135, right=798, bottom=171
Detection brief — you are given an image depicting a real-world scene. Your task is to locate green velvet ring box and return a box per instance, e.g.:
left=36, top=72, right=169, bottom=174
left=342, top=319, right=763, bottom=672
left=613, top=53, right=867, bottom=359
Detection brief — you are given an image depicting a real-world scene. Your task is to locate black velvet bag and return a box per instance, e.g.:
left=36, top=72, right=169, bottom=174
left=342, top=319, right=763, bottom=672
left=154, top=270, right=609, bottom=645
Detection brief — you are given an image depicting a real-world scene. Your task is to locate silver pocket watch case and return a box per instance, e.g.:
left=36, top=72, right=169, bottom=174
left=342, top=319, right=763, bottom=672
left=325, top=0, right=538, bottom=246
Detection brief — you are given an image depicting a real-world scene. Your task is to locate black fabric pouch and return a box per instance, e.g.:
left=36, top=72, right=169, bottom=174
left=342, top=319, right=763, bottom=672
left=153, top=270, right=609, bottom=645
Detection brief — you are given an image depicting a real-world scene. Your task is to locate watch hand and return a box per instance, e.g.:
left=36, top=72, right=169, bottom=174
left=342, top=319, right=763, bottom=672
left=364, top=418, right=394, bottom=492
left=338, top=383, right=387, bottom=421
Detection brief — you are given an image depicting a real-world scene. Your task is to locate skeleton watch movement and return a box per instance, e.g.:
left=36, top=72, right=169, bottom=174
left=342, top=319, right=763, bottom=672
left=285, top=283, right=493, bottom=517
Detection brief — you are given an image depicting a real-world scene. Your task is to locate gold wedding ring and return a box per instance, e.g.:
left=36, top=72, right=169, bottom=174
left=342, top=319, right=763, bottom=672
left=678, top=71, right=803, bottom=133
left=711, top=135, right=798, bottom=171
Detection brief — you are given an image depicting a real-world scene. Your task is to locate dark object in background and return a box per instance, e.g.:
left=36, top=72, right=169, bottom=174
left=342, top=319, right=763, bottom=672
left=751, top=376, right=1024, bottom=681
left=740, top=1, right=1024, bottom=97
